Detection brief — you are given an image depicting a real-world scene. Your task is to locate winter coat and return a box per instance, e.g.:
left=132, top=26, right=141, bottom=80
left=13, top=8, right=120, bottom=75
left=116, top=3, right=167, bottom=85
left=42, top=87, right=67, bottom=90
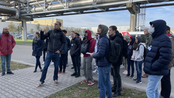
left=0, top=33, right=16, bottom=55
left=83, top=30, right=95, bottom=57
left=70, top=37, right=81, bottom=57
left=32, top=37, right=44, bottom=57
left=43, top=38, right=49, bottom=50
left=145, top=33, right=152, bottom=48
left=132, top=43, right=145, bottom=61
left=127, top=37, right=135, bottom=57
left=144, top=20, right=172, bottom=75
left=110, top=31, right=123, bottom=65
left=40, top=29, right=65, bottom=53
left=93, top=25, right=110, bottom=67
left=61, top=37, right=71, bottom=54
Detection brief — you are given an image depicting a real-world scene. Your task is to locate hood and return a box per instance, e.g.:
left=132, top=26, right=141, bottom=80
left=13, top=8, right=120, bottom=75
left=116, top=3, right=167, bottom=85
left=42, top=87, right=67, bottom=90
left=100, top=24, right=108, bottom=35
left=110, top=31, right=122, bottom=40
left=86, top=30, right=92, bottom=40
left=130, top=37, right=135, bottom=45
left=150, top=20, right=166, bottom=38
left=136, top=37, right=142, bottom=44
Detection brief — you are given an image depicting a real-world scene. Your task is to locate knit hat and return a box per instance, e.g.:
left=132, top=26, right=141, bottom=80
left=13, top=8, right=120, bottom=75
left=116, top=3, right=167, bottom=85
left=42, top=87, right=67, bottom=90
left=124, top=34, right=130, bottom=42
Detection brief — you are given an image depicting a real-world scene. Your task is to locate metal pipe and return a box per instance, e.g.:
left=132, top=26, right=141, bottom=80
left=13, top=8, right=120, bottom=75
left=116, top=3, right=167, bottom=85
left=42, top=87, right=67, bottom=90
left=30, top=0, right=57, bottom=5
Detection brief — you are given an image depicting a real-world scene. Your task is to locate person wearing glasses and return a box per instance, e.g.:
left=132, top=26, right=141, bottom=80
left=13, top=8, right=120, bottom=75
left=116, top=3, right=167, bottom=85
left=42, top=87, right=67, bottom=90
left=38, top=21, right=65, bottom=87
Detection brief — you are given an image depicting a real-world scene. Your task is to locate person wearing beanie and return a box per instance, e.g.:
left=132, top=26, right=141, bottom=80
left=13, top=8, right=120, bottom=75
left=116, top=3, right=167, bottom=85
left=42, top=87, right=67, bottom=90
left=132, top=36, right=145, bottom=84
left=127, top=37, right=135, bottom=78
left=122, top=34, right=129, bottom=75
left=90, top=24, right=112, bottom=98
left=144, top=20, right=172, bottom=98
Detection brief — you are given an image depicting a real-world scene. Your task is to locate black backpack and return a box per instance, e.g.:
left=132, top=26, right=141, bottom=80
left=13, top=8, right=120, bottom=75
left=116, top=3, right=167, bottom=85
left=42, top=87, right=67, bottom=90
left=138, top=44, right=147, bottom=62
left=105, top=37, right=121, bottom=64
left=81, top=38, right=92, bottom=54
left=122, top=40, right=128, bottom=57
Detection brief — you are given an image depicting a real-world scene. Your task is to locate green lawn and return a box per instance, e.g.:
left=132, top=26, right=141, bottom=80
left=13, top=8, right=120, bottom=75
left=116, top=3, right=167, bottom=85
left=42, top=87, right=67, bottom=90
left=46, top=81, right=147, bottom=98
left=15, top=39, right=33, bottom=45
left=0, top=61, right=32, bottom=72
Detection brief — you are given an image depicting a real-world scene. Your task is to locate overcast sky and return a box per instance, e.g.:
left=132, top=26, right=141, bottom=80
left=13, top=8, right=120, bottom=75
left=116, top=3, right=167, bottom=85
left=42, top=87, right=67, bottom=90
left=35, top=2, right=174, bottom=30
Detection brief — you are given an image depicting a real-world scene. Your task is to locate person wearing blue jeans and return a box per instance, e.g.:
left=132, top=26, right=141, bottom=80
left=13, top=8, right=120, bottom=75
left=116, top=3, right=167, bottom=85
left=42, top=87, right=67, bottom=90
left=1, top=54, right=12, bottom=74
left=91, top=24, right=112, bottom=98
left=127, top=56, right=134, bottom=78
left=134, top=61, right=143, bottom=83
left=144, top=20, right=172, bottom=98
left=38, top=21, right=65, bottom=87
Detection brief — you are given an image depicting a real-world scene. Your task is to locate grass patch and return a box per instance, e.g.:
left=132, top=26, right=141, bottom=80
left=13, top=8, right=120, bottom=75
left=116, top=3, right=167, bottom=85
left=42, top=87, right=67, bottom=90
left=0, top=61, right=32, bottom=72
left=46, top=81, right=147, bottom=98
left=15, top=39, right=33, bottom=45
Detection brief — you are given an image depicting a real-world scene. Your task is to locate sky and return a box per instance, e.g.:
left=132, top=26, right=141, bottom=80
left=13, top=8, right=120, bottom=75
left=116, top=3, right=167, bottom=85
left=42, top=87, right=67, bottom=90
left=35, top=2, right=174, bottom=30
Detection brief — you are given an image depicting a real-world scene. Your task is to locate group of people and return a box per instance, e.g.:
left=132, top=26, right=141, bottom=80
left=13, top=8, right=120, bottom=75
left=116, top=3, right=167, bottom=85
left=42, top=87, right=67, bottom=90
left=0, top=19, right=173, bottom=98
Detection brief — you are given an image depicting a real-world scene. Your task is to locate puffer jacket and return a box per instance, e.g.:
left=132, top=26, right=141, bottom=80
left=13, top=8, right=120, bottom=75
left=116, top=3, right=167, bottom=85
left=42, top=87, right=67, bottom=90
left=144, top=20, right=172, bottom=75
left=40, top=29, right=65, bottom=53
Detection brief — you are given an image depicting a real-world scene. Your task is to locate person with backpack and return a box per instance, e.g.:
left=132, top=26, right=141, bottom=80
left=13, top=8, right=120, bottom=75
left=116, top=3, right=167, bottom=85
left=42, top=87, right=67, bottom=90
left=90, top=24, right=112, bottom=98
left=127, top=37, right=135, bottom=78
left=0, top=27, right=16, bottom=76
left=32, top=32, right=44, bottom=73
left=82, top=30, right=95, bottom=86
left=108, top=25, right=123, bottom=97
left=160, top=26, right=174, bottom=98
left=70, top=31, right=81, bottom=78
left=132, top=37, right=145, bottom=84
left=142, top=28, right=152, bottom=78
left=59, top=30, right=71, bottom=74
left=122, top=34, right=129, bottom=75
left=144, top=20, right=172, bottom=98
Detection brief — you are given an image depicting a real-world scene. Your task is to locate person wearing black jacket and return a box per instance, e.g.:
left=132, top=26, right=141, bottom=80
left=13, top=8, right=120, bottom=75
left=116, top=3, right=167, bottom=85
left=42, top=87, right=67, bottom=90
left=70, top=31, right=81, bottom=78
left=109, top=26, right=123, bottom=97
left=38, top=21, right=65, bottom=87
left=59, top=30, right=71, bottom=74
left=32, top=32, right=44, bottom=73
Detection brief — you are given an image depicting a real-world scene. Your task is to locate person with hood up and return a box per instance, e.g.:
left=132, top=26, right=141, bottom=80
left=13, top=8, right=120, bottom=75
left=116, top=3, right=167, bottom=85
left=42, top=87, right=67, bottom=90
left=126, top=37, right=135, bottom=78
left=90, top=24, right=112, bottom=98
left=123, top=34, right=129, bottom=75
left=144, top=20, right=172, bottom=98
left=132, top=36, right=145, bottom=84
left=82, top=30, right=95, bottom=86
left=108, top=26, right=123, bottom=97
left=32, top=32, right=44, bottom=73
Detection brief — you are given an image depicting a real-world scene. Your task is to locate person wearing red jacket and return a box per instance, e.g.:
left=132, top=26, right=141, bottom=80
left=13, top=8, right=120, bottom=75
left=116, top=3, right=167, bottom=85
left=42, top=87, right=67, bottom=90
left=0, top=27, right=16, bottom=76
left=82, top=30, right=95, bottom=86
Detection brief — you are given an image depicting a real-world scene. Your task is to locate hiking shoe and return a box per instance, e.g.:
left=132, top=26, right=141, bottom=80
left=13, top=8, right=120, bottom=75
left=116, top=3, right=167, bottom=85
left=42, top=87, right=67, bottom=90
left=54, top=80, right=58, bottom=85
left=136, top=80, right=142, bottom=84
left=75, top=74, right=80, bottom=78
left=88, top=82, right=94, bottom=86
left=82, top=80, right=87, bottom=83
left=1, top=73, right=5, bottom=76
left=37, top=82, right=43, bottom=87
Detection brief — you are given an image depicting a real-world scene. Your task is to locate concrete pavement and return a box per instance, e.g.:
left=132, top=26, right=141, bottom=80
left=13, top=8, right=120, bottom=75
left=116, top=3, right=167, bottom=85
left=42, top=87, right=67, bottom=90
left=9, top=45, right=174, bottom=97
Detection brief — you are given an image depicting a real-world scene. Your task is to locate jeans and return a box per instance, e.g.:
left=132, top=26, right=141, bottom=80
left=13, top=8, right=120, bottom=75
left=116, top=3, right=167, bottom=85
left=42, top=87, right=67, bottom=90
left=59, top=54, right=67, bottom=72
left=135, top=61, right=143, bottom=82
left=146, top=75, right=163, bottom=98
left=123, top=57, right=127, bottom=70
left=71, top=55, right=80, bottom=75
left=112, top=64, right=122, bottom=93
left=98, top=65, right=112, bottom=98
left=1, top=54, right=12, bottom=73
left=35, top=56, right=42, bottom=71
left=40, top=52, right=60, bottom=83
left=127, top=56, right=134, bottom=76
left=161, top=70, right=171, bottom=98
left=83, top=56, right=93, bottom=82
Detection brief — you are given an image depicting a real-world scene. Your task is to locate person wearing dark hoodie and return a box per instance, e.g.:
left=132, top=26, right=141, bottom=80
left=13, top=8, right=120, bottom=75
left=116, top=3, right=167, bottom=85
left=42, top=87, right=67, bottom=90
left=160, top=26, right=174, bottom=98
left=90, top=24, right=112, bottom=98
left=126, top=37, right=135, bottom=78
left=144, top=20, right=172, bottom=98
left=32, top=32, right=44, bottom=73
left=108, top=25, right=123, bottom=97
left=82, top=30, right=95, bottom=86
left=132, top=37, right=145, bottom=84
left=70, top=31, right=81, bottom=78
left=59, top=30, right=71, bottom=74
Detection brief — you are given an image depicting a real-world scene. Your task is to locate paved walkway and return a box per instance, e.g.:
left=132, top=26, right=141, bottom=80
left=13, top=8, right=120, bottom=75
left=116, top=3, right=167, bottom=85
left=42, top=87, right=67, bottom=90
left=1, top=44, right=173, bottom=98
